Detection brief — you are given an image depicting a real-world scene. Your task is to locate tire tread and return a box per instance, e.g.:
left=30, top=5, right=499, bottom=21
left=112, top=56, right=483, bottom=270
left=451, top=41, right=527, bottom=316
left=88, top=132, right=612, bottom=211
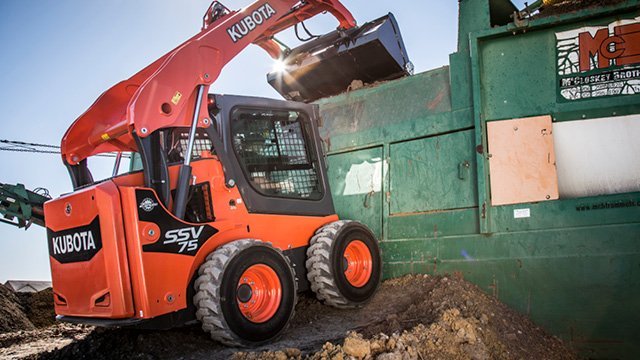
left=194, top=239, right=297, bottom=346
left=306, top=220, right=376, bottom=309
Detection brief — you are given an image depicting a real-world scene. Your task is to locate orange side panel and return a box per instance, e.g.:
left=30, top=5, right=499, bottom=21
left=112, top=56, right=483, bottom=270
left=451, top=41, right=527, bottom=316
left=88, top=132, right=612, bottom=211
left=111, top=170, right=144, bottom=187
left=246, top=213, right=339, bottom=250
left=118, top=159, right=337, bottom=319
left=44, top=181, right=134, bottom=318
left=45, top=158, right=337, bottom=321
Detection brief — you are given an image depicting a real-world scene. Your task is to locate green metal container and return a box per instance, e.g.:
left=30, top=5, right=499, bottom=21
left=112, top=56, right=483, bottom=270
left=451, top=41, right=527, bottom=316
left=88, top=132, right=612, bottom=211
left=317, top=1, right=640, bottom=358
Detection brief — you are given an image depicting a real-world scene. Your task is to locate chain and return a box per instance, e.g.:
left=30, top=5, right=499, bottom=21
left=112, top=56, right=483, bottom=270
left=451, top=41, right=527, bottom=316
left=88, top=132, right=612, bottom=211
left=0, top=141, right=130, bottom=158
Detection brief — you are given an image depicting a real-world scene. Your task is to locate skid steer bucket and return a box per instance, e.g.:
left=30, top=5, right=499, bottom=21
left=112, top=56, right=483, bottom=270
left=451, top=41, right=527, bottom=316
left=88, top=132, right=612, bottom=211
left=267, top=13, right=411, bottom=103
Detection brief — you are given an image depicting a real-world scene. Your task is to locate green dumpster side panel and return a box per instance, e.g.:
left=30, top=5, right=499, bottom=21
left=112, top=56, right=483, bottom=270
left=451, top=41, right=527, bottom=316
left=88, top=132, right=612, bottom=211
left=317, top=67, right=458, bottom=153
left=327, top=147, right=383, bottom=239
left=389, top=129, right=478, bottom=214
left=490, top=192, right=640, bottom=232
left=381, top=223, right=640, bottom=358
left=480, top=30, right=557, bottom=120
left=318, top=1, right=640, bottom=358
left=479, top=11, right=640, bottom=122
left=387, top=208, right=479, bottom=240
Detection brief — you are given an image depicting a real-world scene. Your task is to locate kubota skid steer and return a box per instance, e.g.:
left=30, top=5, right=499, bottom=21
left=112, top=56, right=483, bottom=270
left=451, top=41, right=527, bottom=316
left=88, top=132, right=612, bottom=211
left=40, top=0, right=409, bottom=346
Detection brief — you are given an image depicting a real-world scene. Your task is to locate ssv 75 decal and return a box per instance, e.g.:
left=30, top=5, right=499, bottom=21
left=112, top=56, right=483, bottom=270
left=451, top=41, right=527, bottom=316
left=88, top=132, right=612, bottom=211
left=164, top=226, right=204, bottom=254
left=136, top=190, right=218, bottom=256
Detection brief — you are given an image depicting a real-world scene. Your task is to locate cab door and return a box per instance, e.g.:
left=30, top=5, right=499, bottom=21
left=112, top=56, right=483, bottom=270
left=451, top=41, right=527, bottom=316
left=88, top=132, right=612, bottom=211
left=213, top=94, right=335, bottom=217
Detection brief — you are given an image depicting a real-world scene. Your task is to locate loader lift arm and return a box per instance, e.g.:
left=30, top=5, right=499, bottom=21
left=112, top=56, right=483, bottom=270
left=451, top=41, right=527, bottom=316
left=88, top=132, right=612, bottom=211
left=60, top=0, right=357, bottom=168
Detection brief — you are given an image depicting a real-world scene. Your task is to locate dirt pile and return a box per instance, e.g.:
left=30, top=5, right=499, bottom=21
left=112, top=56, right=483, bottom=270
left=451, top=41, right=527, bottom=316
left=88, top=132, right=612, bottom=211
left=17, top=288, right=56, bottom=328
left=34, top=326, right=221, bottom=360
left=0, top=284, right=35, bottom=334
left=233, top=275, right=574, bottom=360
left=2, top=275, right=576, bottom=360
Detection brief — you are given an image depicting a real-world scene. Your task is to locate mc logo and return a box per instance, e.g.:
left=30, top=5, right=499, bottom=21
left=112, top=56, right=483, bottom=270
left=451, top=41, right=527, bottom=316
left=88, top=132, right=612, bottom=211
left=578, top=22, right=640, bottom=71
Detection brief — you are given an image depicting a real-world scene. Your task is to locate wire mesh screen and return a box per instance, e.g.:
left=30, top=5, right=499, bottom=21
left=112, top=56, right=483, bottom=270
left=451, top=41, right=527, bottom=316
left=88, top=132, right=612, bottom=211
left=166, top=129, right=213, bottom=163
left=231, top=108, right=322, bottom=199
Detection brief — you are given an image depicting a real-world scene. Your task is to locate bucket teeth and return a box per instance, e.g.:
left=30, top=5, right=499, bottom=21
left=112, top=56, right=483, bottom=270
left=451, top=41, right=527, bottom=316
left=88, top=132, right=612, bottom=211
left=267, top=13, right=411, bottom=103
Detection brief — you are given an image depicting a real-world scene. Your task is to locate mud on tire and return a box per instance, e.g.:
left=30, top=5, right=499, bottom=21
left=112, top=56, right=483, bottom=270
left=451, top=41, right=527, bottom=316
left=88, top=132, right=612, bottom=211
left=193, top=240, right=297, bottom=347
left=306, top=221, right=382, bottom=308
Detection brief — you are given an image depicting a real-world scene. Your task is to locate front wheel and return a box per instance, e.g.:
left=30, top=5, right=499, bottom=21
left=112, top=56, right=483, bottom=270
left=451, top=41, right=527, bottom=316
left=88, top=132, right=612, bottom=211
left=306, top=221, right=381, bottom=308
left=193, top=240, right=297, bottom=346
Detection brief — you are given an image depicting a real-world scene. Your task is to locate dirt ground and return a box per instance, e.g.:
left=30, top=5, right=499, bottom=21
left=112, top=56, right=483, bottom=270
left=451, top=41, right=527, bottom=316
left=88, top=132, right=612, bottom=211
left=0, top=275, right=576, bottom=360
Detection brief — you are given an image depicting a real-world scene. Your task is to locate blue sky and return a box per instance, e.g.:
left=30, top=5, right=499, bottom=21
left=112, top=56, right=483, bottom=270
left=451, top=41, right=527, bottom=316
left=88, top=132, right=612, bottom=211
left=0, top=0, right=526, bottom=282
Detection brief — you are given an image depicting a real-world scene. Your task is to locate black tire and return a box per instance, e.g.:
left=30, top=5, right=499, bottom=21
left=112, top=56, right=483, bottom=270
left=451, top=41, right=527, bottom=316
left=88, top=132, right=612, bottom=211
left=306, top=220, right=382, bottom=308
left=193, top=239, right=297, bottom=347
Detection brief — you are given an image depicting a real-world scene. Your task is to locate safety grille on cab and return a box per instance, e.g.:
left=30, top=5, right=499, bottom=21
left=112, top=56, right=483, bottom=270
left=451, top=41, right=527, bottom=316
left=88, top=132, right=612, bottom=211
left=231, top=108, right=322, bottom=200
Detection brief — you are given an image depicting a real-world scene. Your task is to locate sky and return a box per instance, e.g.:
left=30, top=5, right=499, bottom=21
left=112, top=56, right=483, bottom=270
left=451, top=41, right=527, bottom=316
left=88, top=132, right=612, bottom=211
left=0, top=0, right=527, bottom=282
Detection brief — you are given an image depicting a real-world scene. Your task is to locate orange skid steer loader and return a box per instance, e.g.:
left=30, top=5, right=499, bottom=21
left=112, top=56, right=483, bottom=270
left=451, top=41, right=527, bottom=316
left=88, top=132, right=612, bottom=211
left=41, top=0, right=410, bottom=346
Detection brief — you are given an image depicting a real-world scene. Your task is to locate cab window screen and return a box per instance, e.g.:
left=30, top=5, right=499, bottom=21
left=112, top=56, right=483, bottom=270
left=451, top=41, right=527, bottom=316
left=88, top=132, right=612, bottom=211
left=231, top=108, right=322, bottom=199
left=166, top=129, right=213, bottom=163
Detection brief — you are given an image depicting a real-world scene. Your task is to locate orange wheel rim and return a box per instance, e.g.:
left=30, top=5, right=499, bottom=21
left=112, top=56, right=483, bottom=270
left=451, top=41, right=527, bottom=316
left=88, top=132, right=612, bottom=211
left=236, top=264, right=282, bottom=323
left=343, top=240, right=373, bottom=288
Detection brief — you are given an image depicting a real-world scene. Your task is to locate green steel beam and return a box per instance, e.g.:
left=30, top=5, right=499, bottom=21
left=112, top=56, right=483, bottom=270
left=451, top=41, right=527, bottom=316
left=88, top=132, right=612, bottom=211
left=0, top=183, right=49, bottom=229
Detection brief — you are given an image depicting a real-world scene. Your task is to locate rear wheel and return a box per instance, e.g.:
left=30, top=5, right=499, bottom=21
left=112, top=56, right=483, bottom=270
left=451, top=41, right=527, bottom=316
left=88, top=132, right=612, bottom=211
left=306, top=221, right=381, bottom=308
left=194, top=240, right=297, bottom=346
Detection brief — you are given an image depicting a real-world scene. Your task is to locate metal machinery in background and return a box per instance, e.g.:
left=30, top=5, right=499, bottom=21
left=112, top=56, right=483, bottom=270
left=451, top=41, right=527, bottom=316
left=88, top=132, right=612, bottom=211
left=0, top=183, right=48, bottom=229
left=316, top=0, right=640, bottom=358
left=267, top=13, right=412, bottom=102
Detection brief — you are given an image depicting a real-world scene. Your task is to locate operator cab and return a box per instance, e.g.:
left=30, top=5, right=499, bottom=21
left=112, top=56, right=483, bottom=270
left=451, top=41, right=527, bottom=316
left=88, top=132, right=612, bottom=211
left=63, top=94, right=333, bottom=222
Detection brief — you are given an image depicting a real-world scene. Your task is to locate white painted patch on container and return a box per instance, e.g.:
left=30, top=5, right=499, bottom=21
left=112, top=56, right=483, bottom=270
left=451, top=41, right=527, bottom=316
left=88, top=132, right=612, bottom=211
left=553, top=114, right=640, bottom=198
left=343, top=159, right=383, bottom=195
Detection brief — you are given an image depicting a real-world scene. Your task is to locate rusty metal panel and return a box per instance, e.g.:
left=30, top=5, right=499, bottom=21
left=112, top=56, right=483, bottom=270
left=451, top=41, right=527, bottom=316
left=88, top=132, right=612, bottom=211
left=317, top=67, right=453, bottom=153
left=487, top=116, right=559, bottom=206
